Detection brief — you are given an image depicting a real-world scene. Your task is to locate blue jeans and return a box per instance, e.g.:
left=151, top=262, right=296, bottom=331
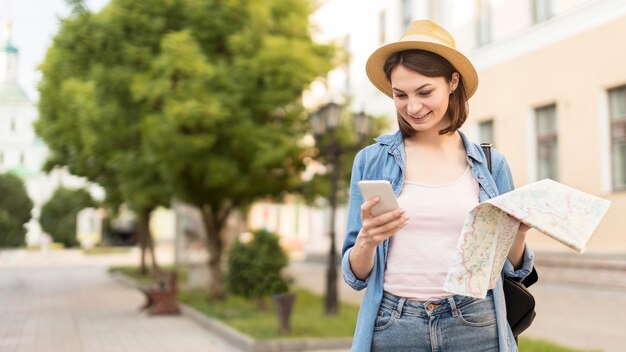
left=371, top=291, right=499, bottom=352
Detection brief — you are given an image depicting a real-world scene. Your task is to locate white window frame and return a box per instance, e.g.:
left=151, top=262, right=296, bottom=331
left=608, top=85, right=626, bottom=192
left=476, top=0, right=492, bottom=47
left=379, top=10, right=387, bottom=45
left=535, top=104, right=559, bottom=181
left=400, top=0, right=413, bottom=33
left=527, top=109, right=537, bottom=182
left=532, top=0, right=553, bottom=23
left=600, top=89, right=612, bottom=194
left=478, top=119, right=494, bottom=144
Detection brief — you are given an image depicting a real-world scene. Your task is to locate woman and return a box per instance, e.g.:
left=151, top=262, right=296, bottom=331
left=341, top=20, right=534, bottom=351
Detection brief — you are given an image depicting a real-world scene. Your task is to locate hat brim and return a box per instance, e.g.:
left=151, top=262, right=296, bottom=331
left=366, top=41, right=479, bottom=99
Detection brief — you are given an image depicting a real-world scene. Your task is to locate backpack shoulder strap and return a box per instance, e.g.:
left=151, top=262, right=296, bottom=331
left=480, top=143, right=493, bottom=173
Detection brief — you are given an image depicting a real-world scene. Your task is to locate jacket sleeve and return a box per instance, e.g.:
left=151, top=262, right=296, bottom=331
left=492, top=149, right=535, bottom=281
left=341, top=149, right=369, bottom=291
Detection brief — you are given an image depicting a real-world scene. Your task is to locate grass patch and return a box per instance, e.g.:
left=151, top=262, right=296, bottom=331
left=518, top=337, right=600, bottom=352
left=178, top=288, right=358, bottom=340
left=83, top=247, right=132, bottom=255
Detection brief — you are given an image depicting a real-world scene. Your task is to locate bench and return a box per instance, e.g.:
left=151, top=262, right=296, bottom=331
left=139, top=270, right=180, bottom=315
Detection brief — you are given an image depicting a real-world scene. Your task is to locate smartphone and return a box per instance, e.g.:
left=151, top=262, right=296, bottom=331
left=358, top=180, right=399, bottom=217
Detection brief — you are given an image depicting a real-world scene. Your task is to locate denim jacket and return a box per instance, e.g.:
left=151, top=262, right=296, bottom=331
left=341, top=130, right=534, bottom=352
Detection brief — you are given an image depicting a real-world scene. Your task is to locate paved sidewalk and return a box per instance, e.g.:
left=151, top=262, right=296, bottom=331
left=0, top=250, right=243, bottom=352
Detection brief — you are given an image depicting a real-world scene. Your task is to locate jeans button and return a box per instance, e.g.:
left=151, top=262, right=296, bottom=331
left=426, top=304, right=435, bottom=311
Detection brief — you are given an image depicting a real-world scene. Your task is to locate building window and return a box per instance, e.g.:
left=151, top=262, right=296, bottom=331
left=379, top=10, right=387, bottom=45
left=476, top=0, right=492, bottom=46
left=478, top=119, right=494, bottom=144
left=10, top=118, right=16, bottom=132
left=429, top=0, right=444, bottom=23
left=401, top=0, right=413, bottom=33
left=532, top=0, right=553, bottom=23
left=536, top=104, right=558, bottom=180
left=19, top=152, right=24, bottom=165
left=609, top=85, right=626, bottom=191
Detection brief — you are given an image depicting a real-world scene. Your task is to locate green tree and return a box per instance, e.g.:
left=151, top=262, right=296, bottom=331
left=36, top=0, right=334, bottom=298
left=36, top=0, right=174, bottom=273
left=0, top=173, right=33, bottom=248
left=40, top=187, right=96, bottom=247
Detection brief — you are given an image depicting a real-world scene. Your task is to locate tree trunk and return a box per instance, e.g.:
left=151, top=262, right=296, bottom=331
left=144, top=210, right=159, bottom=272
left=200, top=203, right=233, bottom=300
left=137, top=208, right=159, bottom=274
left=138, top=218, right=148, bottom=275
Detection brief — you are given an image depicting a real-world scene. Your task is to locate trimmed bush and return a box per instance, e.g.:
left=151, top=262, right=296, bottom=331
left=227, top=229, right=289, bottom=305
left=0, top=173, right=33, bottom=247
left=40, top=187, right=96, bottom=248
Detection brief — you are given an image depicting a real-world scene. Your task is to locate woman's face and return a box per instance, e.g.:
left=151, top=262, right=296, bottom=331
left=390, top=65, right=458, bottom=134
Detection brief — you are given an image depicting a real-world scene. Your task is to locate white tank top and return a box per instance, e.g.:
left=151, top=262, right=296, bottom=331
left=383, top=166, right=479, bottom=301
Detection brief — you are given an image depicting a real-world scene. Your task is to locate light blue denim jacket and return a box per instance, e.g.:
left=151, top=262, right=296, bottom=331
left=341, top=130, right=534, bottom=352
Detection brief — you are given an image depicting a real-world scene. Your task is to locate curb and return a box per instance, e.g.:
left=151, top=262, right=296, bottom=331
left=109, top=271, right=139, bottom=288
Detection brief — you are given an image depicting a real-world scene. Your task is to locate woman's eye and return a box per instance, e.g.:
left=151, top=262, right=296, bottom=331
left=394, top=93, right=407, bottom=98
left=419, top=91, right=432, bottom=96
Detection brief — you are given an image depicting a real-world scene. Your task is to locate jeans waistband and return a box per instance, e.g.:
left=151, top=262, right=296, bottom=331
left=380, top=291, right=492, bottom=317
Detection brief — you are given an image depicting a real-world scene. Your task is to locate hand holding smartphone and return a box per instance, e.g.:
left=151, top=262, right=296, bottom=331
left=358, top=180, right=399, bottom=217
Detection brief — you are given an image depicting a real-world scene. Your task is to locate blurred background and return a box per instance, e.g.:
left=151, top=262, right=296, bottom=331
left=0, top=0, right=625, bottom=351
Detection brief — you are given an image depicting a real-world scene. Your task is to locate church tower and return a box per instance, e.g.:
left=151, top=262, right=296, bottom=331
left=0, top=19, right=41, bottom=176
left=0, top=20, right=20, bottom=82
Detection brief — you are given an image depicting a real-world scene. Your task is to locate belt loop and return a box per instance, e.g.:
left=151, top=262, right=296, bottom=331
left=448, top=296, right=459, bottom=317
left=394, top=297, right=406, bottom=318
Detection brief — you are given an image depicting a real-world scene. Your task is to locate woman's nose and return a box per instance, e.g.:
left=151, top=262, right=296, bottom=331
left=407, top=98, right=422, bottom=115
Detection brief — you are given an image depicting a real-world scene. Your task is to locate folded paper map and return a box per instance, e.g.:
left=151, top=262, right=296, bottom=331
left=443, top=179, right=611, bottom=298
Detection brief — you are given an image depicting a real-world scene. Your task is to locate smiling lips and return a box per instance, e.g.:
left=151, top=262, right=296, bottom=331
left=410, top=112, right=430, bottom=120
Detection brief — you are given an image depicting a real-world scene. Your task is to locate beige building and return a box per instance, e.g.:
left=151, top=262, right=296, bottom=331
left=309, top=0, right=626, bottom=253
left=466, top=1, right=626, bottom=252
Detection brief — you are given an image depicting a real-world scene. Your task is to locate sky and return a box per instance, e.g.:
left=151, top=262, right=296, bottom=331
left=1, top=0, right=109, bottom=101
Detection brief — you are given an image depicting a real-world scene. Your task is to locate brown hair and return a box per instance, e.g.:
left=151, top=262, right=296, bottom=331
left=383, top=49, right=468, bottom=136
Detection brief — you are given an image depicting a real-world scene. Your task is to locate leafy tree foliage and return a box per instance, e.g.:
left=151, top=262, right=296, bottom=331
left=36, top=0, right=334, bottom=297
left=227, top=229, right=289, bottom=306
left=36, top=0, right=177, bottom=272
left=40, top=187, right=96, bottom=248
left=0, top=173, right=33, bottom=248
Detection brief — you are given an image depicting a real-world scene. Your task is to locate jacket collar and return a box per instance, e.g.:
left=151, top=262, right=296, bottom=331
left=374, top=130, right=403, bottom=148
left=375, top=129, right=486, bottom=165
left=458, top=130, right=486, bottom=164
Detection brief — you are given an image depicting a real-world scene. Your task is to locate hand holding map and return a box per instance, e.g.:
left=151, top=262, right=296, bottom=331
left=444, top=179, right=611, bottom=298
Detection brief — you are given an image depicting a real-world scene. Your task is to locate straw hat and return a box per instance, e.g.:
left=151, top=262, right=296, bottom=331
left=366, top=20, right=478, bottom=99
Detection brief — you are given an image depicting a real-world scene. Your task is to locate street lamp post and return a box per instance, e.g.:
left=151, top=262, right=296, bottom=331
left=311, top=103, right=370, bottom=315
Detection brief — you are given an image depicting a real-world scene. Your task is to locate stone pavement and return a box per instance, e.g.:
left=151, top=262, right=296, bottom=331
left=0, top=249, right=243, bottom=352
